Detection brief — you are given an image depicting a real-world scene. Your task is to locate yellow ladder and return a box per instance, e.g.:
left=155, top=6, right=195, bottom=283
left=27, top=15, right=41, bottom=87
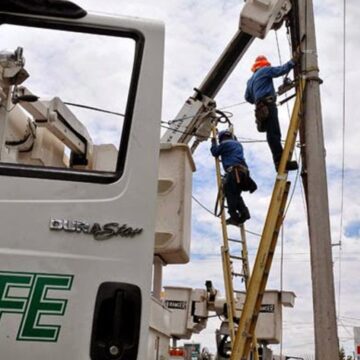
left=212, top=128, right=259, bottom=360
left=230, top=79, right=305, bottom=360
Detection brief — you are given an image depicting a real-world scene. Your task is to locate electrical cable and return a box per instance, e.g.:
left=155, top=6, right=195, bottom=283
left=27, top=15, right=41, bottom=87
left=64, top=102, right=125, bottom=117
left=279, top=224, right=284, bottom=359
left=274, top=26, right=309, bottom=359
left=165, top=102, right=243, bottom=125
left=192, top=195, right=215, bottom=216
left=275, top=30, right=284, bottom=65
left=191, top=194, right=261, bottom=237
left=160, top=124, right=199, bottom=138
left=275, top=25, right=306, bottom=220
left=238, top=139, right=268, bottom=144
left=214, top=185, right=225, bottom=218
left=204, top=314, right=221, bottom=319
left=215, top=109, right=234, bottom=123
left=220, top=100, right=248, bottom=109
left=275, top=31, right=287, bottom=359
left=286, top=71, right=308, bottom=218
left=161, top=124, right=273, bottom=144
left=339, top=315, right=360, bottom=322
left=283, top=155, right=302, bottom=218
left=298, top=154, right=308, bottom=217
left=161, top=124, right=289, bottom=145
left=275, top=29, right=295, bottom=117
left=63, top=100, right=284, bottom=144
left=337, top=0, right=347, bottom=321
left=166, top=111, right=211, bottom=125
left=338, top=318, right=353, bottom=338
left=63, top=93, right=248, bottom=127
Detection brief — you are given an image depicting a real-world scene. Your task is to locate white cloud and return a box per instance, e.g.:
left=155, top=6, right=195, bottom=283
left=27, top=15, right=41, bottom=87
left=77, top=0, right=360, bottom=357
left=4, top=0, right=359, bottom=357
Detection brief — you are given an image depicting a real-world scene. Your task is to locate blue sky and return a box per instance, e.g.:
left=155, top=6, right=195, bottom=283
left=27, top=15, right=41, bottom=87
left=12, top=0, right=359, bottom=357
left=345, top=221, right=360, bottom=238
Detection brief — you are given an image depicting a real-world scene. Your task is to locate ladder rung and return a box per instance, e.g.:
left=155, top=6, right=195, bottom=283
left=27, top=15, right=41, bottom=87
left=232, top=272, right=246, bottom=278
left=229, top=255, right=245, bottom=261
left=234, top=289, right=244, bottom=294
left=228, top=238, right=244, bottom=244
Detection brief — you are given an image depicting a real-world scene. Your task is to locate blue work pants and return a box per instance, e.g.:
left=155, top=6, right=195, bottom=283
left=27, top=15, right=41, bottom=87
left=223, top=171, right=248, bottom=221
left=265, top=102, right=283, bottom=165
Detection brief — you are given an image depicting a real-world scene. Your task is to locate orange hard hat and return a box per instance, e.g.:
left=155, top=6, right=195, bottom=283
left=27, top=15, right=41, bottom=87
left=251, top=55, right=271, bottom=72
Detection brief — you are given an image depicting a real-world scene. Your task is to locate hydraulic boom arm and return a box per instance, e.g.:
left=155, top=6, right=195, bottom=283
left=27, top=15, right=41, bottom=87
left=161, top=0, right=292, bottom=152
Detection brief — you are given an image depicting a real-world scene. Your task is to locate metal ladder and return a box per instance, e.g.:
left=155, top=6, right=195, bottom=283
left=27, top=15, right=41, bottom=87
left=230, top=79, right=305, bottom=360
left=212, top=127, right=259, bottom=360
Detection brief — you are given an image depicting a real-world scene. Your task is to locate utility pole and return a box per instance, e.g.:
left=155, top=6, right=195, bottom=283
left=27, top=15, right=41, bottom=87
left=298, top=0, right=339, bottom=358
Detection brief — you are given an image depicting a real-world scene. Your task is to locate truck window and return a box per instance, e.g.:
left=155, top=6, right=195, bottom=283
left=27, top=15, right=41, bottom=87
left=0, top=22, right=140, bottom=182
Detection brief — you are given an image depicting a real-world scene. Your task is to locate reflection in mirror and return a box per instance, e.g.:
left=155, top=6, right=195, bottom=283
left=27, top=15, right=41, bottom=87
left=0, top=24, right=135, bottom=173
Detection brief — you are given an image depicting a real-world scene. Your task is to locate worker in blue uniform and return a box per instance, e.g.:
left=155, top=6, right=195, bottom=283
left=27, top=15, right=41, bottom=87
left=211, top=130, right=257, bottom=226
left=245, top=55, right=298, bottom=171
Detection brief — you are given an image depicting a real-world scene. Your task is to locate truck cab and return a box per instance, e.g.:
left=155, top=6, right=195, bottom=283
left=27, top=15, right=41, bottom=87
left=0, top=2, right=164, bottom=359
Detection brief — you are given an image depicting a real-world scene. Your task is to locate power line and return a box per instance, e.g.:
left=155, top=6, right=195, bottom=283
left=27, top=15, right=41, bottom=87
left=339, top=315, right=360, bottom=322
left=191, top=194, right=262, bottom=237
left=165, top=112, right=209, bottom=125
left=161, top=124, right=274, bottom=144
left=337, top=0, right=347, bottom=321
left=274, top=31, right=306, bottom=221
left=63, top=99, right=289, bottom=146
left=338, top=318, right=353, bottom=338
left=275, top=36, right=286, bottom=352
left=64, top=99, right=245, bottom=126
left=161, top=123, right=295, bottom=145
left=280, top=224, right=285, bottom=358
left=191, top=195, right=215, bottom=216
left=220, top=101, right=248, bottom=110
left=64, top=102, right=125, bottom=117
left=165, top=101, right=247, bottom=125
left=273, top=39, right=308, bottom=360
left=160, top=124, right=200, bottom=138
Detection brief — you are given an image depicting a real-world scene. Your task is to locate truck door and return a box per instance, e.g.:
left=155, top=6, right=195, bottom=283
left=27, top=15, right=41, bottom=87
left=0, top=5, right=164, bottom=360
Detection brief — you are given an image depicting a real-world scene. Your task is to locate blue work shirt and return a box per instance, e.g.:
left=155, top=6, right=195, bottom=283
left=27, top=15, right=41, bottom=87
left=245, top=60, right=295, bottom=104
left=211, top=139, right=246, bottom=171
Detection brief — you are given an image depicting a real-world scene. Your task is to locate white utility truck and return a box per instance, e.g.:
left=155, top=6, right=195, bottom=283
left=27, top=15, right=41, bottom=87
left=0, top=1, right=300, bottom=359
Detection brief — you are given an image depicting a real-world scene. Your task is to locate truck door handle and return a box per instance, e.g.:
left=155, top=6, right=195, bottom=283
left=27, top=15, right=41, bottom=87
left=90, top=282, right=142, bottom=360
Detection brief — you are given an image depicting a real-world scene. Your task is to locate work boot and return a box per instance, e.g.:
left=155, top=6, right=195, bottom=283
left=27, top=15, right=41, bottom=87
left=248, top=177, right=258, bottom=193
left=275, top=160, right=299, bottom=172
left=238, top=207, right=251, bottom=224
left=286, top=160, right=298, bottom=171
left=226, top=217, right=241, bottom=227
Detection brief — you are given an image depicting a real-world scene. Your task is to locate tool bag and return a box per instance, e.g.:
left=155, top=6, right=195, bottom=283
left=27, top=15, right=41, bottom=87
left=226, top=165, right=257, bottom=193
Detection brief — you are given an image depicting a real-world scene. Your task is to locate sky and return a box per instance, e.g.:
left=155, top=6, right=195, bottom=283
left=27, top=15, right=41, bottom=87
left=0, top=24, right=134, bottom=145
left=5, top=0, right=359, bottom=358
left=69, top=0, right=359, bottom=358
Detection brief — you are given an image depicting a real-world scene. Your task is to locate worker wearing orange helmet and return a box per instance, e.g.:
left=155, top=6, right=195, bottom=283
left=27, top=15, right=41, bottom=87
left=245, top=55, right=298, bottom=171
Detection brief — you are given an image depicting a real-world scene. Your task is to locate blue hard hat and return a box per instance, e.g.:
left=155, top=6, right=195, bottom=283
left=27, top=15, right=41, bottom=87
left=218, top=130, right=232, bottom=142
